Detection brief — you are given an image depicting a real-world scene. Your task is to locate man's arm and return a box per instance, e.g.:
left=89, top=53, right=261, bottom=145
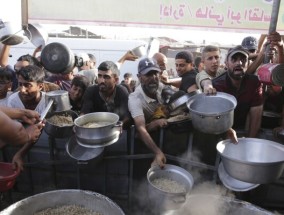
left=133, top=115, right=166, bottom=168
left=0, top=44, right=10, bottom=67
left=248, top=105, right=263, bottom=138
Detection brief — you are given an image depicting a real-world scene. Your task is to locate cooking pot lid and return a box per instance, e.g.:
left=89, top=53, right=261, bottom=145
left=66, top=135, right=104, bottom=161
left=41, top=42, right=73, bottom=74
left=218, top=162, right=259, bottom=192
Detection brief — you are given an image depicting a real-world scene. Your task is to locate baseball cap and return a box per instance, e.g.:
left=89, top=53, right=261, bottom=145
left=241, top=36, right=257, bottom=50
left=226, top=45, right=249, bottom=60
left=138, top=57, right=161, bottom=75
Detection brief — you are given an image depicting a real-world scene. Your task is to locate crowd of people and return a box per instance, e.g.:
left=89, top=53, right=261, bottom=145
left=0, top=30, right=283, bottom=175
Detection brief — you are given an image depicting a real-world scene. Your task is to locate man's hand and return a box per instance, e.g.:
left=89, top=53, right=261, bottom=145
left=21, top=109, right=41, bottom=125
left=226, top=128, right=238, bottom=144
left=151, top=151, right=166, bottom=168
left=12, top=152, right=24, bottom=171
left=25, top=122, right=44, bottom=143
left=153, top=118, right=168, bottom=129
left=202, top=79, right=217, bottom=95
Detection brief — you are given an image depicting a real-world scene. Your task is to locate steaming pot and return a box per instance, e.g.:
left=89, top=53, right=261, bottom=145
left=147, top=164, right=194, bottom=212
left=186, top=92, right=237, bottom=134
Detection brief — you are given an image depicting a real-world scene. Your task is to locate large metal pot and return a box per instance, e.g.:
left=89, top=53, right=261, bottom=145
left=44, top=110, right=78, bottom=138
left=176, top=194, right=273, bottom=215
left=41, top=42, right=84, bottom=74
left=147, top=164, right=194, bottom=212
left=187, top=92, right=237, bottom=134
left=0, top=189, right=125, bottom=215
left=74, top=112, right=121, bottom=147
left=217, top=138, right=284, bottom=184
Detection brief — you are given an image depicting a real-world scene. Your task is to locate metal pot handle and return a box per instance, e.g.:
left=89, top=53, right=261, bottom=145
left=113, top=121, right=123, bottom=134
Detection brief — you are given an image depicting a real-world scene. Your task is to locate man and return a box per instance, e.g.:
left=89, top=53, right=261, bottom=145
left=196, top=45, right=224, bottom=94
left=128, top=57, right=169, bottom=168
left=120, top=72, right=134, bottom=93
left=7, top=65, right=46, bottom=113
left=77, top=52, right=97, bottom=85
left=213, top=45, right=263, bottom=138
left=152, top=52, right=168, bottom=77
left=6, top=65, right=47, bottom=171
left=81, top=61, right=131, bottom=129
left=161, top=51, right=198, bottom=93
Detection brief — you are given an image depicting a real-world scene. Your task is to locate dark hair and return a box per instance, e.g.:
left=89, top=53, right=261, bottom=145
left=98, top=61, right=120, bottom=77
left=0, top=67, right=13, bottom=82
left=175, top=51, right=193, bottom=63
left=17, top=65, right=45, bottom=83
left=124, top=72, right=132, bottom=79
left=17, top=54, right=42, bottom=68
left=71, top=75, right=90, bottom=92
left=194, top=56, right=202, bottom=68
left=87, top=53, right=96, bottom=62
left=202, top=45, right=220, bottom=59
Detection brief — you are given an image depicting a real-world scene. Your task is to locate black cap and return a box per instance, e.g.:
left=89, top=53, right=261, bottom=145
left=241, top=36, right=257, bottom=50
left=227, top=45, right=249, bottom=60
left=138, top=57, right=160, bottom=75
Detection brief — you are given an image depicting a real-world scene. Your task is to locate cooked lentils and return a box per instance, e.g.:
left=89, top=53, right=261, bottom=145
left=33, top=205, right=102, bottom=215
left=152, top=177, right=186, bottom=193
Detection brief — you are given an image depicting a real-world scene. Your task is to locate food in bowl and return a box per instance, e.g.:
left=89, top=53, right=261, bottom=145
left=47, top=114, right=74, bottom=127
left=33, top=205, right=102, bottom=215
left=82, top=121, right=111, bottom=128
left=152, top=177, right=186, bottom=193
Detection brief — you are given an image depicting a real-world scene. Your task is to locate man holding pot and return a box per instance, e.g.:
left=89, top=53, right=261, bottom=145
left=80, top=61, right=132, bottom=129
left=128, top=57, right=168, bottom=168
left=212, top=45, right=263, bottom=138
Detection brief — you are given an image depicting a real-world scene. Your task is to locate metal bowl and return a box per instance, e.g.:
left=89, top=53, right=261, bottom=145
left=187, top=92, right=237, bottom=134
left=218, top=162, right=259, bottom=192
left=147, top=164, right=194, bottom=211
left=0, top=189, right=125, bottom=215
left=44, top=110, right=78, bottom=138
left=217, top=138, right=284, bottom=184
left=74, top=112, right=121, bottom=146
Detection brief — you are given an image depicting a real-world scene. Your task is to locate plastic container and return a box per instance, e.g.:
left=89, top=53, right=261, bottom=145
left=0, top=162, right=20, bottom=192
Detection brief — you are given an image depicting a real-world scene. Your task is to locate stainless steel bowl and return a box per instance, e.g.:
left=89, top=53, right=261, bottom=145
left=187, top=92, right=237, bottom=134
left=0, top=189, right=125, bottom=215
left=74, top=112, right=121, bottom=147
left=44, top=110, right=77, bottom=138
left=217, top=138, right=284, bottom=184
left=147, top=164, right=194, bottom=211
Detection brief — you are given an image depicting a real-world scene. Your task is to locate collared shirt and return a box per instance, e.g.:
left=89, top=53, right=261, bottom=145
left=128, top=83, right=165, bottom=123
left=212, top=72, right=263, bottom=128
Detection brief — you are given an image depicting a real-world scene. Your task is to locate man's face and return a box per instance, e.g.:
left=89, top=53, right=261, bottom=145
left=226, top=53, right=248, bottom=80
left=139, top=70, right=159, bottom=96
left=18, top=75, right=43, bottom=103
left=97, top=70, right=117, bottom=93
left=124, top=76, right=132, bottom=85
left=203, top=51, right=220, bottom=76
left=69, top=85, right=84, bottom=102
left=175, top=59, right=193, bottom=77
left=0, top=80, right=11, bottom=99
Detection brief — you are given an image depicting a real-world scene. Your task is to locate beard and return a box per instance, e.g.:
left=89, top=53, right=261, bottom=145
left=142, top=82, right=159, bottom=96
left=228, top=67, right=245, bottom=80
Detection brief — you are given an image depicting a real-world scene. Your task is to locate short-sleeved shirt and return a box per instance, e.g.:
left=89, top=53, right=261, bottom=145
left=179, top=70, right=197, bottom=92
left=212, top=72, right=263, bottom=128
left=81, top=85, right=130, bottom=121
left=7, top=91, right=47, bottom=114
left=128, top=83, right=165, bottom=124
left=196, top=69, right=224, bottom=89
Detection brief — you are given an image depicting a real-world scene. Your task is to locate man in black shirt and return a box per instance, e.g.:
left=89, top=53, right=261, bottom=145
left=81, top=61, right=131, bottom=129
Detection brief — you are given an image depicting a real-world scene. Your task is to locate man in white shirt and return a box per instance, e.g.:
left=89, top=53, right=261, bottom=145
left=128, top=57, right=168, bottom=168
